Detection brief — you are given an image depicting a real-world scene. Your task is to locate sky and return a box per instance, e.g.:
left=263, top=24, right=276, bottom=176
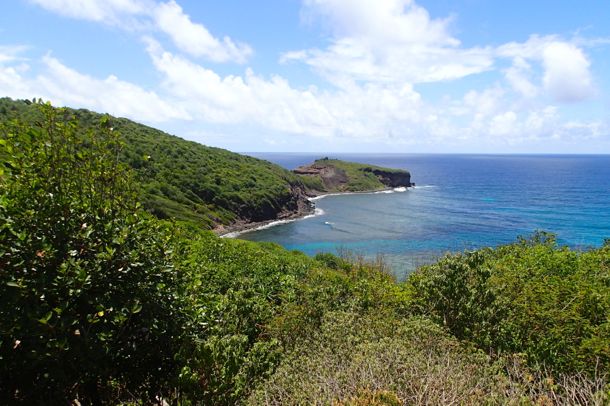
left=1, top=0, right=609, bottom=153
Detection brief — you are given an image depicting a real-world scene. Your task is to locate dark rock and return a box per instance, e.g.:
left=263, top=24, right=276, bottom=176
left=362, top=167, right=414, bottom=188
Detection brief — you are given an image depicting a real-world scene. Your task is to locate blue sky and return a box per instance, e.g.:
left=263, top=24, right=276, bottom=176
left=1, top=0, right=609, bottom=153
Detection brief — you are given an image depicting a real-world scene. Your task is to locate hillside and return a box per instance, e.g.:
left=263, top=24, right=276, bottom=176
left=0, top=98, right=312, bottom=230
left=1, top=100, right=607, bottom=404
left=294, top=157, right=413, bottom=193
left=0, top=99, right=416, bottom=232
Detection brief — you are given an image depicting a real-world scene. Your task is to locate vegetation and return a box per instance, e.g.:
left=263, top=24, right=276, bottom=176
left=1, top=101, right=608, bottom=404
left=0, top=98, right=308, bottom=229
left=250, top=311, right=607, bottom=405
left=0, top=103, right=190, bottom=402
left=407, top=234, right=610, bottom=374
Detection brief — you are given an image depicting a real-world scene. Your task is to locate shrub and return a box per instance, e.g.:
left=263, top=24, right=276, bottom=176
left=407, top=233, right=610, bottom=375
left=0, top=102, right=189, bottom=403
left=248, top=311, right=608, bottom=405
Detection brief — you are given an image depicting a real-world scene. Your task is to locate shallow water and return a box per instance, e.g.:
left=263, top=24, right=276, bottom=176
left=241, top=153, right=610, bottom=279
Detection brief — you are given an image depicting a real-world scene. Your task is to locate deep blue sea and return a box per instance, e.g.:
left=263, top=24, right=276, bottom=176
left=240, top=153, right=610, bottom=279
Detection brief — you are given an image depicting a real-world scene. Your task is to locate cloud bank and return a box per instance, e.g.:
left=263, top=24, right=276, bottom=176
left=2, top=0, right=604, bottom=150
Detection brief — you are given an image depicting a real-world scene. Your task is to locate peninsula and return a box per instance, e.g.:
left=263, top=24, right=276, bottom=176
left=294, top=157, right=414, bottom=194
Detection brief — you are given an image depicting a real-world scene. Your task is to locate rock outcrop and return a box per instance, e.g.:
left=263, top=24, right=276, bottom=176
left=294, top=158, right=413, bottom=194
left=234, top=183, right=313, bottom=222
left=294, top=163, right=349, bottom=190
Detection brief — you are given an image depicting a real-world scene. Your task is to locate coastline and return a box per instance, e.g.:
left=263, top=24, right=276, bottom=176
left=214, top=206, right=320, bottom=239
left=215, top=186, right=411, bottom=239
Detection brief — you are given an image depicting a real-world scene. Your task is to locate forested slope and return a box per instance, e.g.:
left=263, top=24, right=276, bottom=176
left=0, top=98, right=311, bottom=229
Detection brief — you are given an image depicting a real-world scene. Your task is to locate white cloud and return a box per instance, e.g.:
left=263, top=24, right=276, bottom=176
left=144, top=39, right=435, bottom=140
left=29, top=0, right=147, bottom=24
left=542, top=42, right=593, bottom=103
left=0, top=45, right=30, bottom=64
left=0, top=47, right=34, bottom=97
left=0, top=50, right=188, bottom=123
left=292, top=4, right=597, bottom=108
left=38, top=55, right=190, bottom=122
left=489, top=111, right=518, bottom=136
left=504, top=57, right=537, bottom=98
left=462, top=87, right=505, bottom=118
left=0, top=66, right=31, bottom=98
left=524, top=106, right=558, bottom=134
left=153, top=1, right=252, bottom=62
left=2, top=41, right=604, bottom=149
left=145, top=40, right=601, bottom=147
left=559, top=121, right=603, bottom=140
left=286, top=0, right=494, bottom=85
left=302, top=0, right=457, bottom=46
left=497, top=35, right=594, bottom=103
left=30, top=0, right=251, bottom=63
left=146, top=39, right=336, bottom=135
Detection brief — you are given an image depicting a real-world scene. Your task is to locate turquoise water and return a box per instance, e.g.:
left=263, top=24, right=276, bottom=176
left=241, top=154, right=610, bottom=279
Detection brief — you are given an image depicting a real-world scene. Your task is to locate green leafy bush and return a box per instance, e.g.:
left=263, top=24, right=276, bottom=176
left=0, top=102, right=190, bottom=403
left=407, top=233, right=610, bottom=374
left=249, top=311, right=609, bottom=405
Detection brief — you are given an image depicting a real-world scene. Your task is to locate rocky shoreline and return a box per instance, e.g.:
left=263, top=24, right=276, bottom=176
left=214, top=202, right=316, bottom=238
left=216, top=186, right=411, bottom=238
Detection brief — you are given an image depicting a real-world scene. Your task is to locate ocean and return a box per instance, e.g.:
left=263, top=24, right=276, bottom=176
left=239, top=153, right=610, bottom=279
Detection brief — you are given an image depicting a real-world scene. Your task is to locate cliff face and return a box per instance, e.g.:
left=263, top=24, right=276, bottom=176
left=294, top=158, right=413, bottom=194
left=362, top=167, right=413, bottom=188
left=294, top=163, right=348, bottom=190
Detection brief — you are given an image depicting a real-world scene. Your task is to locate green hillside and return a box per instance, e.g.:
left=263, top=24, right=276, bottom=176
left=1, top=100, right=607, bottom=404
left=0, top=98, right=309, bottom=229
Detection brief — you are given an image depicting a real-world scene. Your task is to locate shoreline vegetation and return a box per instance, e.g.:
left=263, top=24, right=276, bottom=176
left=1, top=100, right=608, bottom=404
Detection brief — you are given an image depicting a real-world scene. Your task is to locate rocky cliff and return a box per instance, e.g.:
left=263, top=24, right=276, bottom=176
left=361, top=167, right=413, bottom=188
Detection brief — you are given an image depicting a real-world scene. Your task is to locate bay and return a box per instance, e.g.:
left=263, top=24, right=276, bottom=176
left=240, top=153, right=610, bottom=279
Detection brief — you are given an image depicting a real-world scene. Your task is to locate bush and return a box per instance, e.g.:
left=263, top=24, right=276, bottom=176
left=407, top=233, right=610, bottom=375
left=249, top=311, right=608, bottom=405
left=0, top=102, right=190, bottom=403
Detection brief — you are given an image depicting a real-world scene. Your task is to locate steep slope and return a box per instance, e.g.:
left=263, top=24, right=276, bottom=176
left=294, top=157, right=413, bottom=193
left=0, top=98, right=312, bottom=229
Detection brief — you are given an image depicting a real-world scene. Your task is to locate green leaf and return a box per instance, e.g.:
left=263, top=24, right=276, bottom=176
left=131, top=301, right=143, bottom=314
left=38, top=311, right=53, bottom=325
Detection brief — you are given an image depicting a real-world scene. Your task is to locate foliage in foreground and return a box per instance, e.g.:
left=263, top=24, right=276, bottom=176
left=1, top=101, right=608, bottom=405
left=407, top=234, right=610, bottom=374
left=250, top=311, right=608, bottom=405
left=0, top=103, right=189, bottom=402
